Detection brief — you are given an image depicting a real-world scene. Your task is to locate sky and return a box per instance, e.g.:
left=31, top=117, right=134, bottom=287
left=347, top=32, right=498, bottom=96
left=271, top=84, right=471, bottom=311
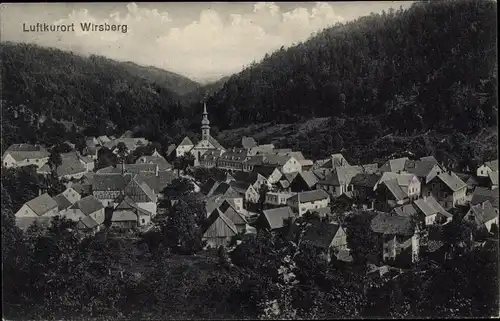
left=1, top=2, right=414, bottom=83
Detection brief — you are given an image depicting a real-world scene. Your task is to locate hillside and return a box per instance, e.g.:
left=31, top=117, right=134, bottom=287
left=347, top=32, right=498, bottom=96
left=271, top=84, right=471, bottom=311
left=208, top=0, right=497, bottom=132
left=1, top=42, right=190, bottom=149
left=122, top=61, right=200, bottom=96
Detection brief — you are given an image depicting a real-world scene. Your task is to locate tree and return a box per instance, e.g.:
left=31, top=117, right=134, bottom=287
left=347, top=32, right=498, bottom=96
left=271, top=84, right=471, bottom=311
left=160, top=199, right=204, bottom=254
left=161, top=177, right=195, bottom=202
left=75, top=135, right=87, bottom=154
left=47, top=148, right=62, bottom=175
left=258, top=183, right=270, bottom=212
left=115, top=142, right=129, bottom=173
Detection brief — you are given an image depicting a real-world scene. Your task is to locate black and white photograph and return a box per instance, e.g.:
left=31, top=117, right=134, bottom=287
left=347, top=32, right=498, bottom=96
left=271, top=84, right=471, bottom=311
left=1, top=1, right=498, bottom=319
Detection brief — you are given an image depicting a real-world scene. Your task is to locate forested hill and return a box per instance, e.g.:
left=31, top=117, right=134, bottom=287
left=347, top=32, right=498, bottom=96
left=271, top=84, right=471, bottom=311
left=1, top=42, right=196, bottom=148
left=207, top=0, right=497, bottom=135
left=122, top=61, right=200, bottom=95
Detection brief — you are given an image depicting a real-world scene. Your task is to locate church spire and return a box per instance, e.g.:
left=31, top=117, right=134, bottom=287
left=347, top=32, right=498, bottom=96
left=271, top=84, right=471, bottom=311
left=201, top=101, right=210, bottom=140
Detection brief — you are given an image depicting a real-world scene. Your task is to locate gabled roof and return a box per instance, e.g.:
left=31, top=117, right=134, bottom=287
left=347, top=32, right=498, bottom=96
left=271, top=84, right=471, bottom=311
left=203, top=209, right=238, bottom=235
left=97, top=163, right=158, bottom=174
left=229, top=181, right=253, bottom=195
left=288, top=189, right=330, bottom=204
left=378, top=172, right=418, bottom=187
left=166, top=144, right=177, bottom=156
left=200, top=178, right=220, bottom=196
left=404, top=160, right=442, bottom=181
left=112, top=210, right=138, bottom=222
left=261, top=206, right=296, bottom=230
left=294, top=171, right=319, bottom=188
left=436, top=172, right=467, bottom=192
left=208, top=136, right=225, bottom=150
left=77, top=216, right=99, bottom=229
left=303, top=221, right=342, bottom=249
left=393, top=204, right=418, bottom=217
left=472, top=187, right=499, bottom=208
left=370, top=213, right=415, bottom=236
left=283, top=172, right=299, bottom=183
left=469, top=201, right=498, bottom=224
left=53, top=193, right=72, bottom=211
left=25, top=193, right=58, bottom=216
left=219, top=148, right=250, bottom=162
left=351, top=173, right=380, bottom=188
left=488, top=171, right=498, bottom=186
left=378, top=157, right=409, bottom=173
left=178, top=136, right=194, bottom=147
left=253, top=165, right=280, bottom=178
left=419, top=156, right=439, bottom=165
left=135, top=155, right=172, bottom=170
left=319, top=166, right=361, bottom=186
left=92, top=174, right=132, bottom=191
left=232, top=172, right=264, bottom=184
left=135, top=171, right=177, bottom=193
left=382, top=179, right=408, bottom=201
left=38, top=155, right=87, bottom=177
left=70, top=195, right=104, bottom=215
left=361, top=163, right=379, bottom=174
left=15, top=216, right=53, bottom=232
left=414, top=196, right=451, bottom=218
left=115, top=195, right=151, bottom=216
left=124, top=176, right=156, bottom=203
left=3, top=144, right=49, bottom=161
left=484, top=159, right=499, bottom=171
left=218, top=201, right=248, bottom=226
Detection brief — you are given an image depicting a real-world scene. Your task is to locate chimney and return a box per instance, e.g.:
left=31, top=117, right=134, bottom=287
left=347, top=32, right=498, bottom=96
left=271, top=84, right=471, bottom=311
left=155, top=164, right=159, bottom=177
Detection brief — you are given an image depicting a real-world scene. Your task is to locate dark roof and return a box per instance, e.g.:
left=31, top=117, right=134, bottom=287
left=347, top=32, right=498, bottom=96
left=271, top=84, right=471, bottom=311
left=135, top=171, right=177, bottom=193
left=25, top=193, right=58, bottom=216
left=288, top=189, right=330, bottom=204
left=203, top=209, right=237, bottom=235
left=469, top=201, right=498, bottom=224
left=97, top=163, right=158, bottom=174
left=70, top=195, right=104, bottom=215
left=404, top=160, right=441, bottom=180
left=472, top=187, right=499, bottom=208
left=303, top=221, right=342, bottom=249
left=295, top=171, right=319, bottom=188
left=92, top=174, right=132, bottom=191
left=393, top=204, right=418, bottom=217
left=219, top=148, right=250, bottom=162
left=261, top=206, right=296, bottom=230
left=253, top=165, right=280, bottom=178
left=232, top=172, right=264, bottom=184
left=379, top=157, right=409, bottom=173
left=382, top=179, right=408, bottom=201
left=419, top=156, right=439, bottom=165
left=351, top=173, right=380, bottom=188
left=53, top=193, right=72, bottom=211
left=135, top=155, right=172, bottom=169
left=200, top=178, right=220, bottom=196
left=15, top=216, right=53, bottom=232
left=370, top=213, right=415, bottom=236
left=229, top=181, right=253, bottom=194
left=124, top=176, right=157, bottom=202
left=77, top=216, right=99, bottom=230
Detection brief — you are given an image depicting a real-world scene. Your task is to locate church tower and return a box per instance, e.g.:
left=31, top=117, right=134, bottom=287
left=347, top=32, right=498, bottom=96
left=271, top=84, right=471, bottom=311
left=201, top=102, right=210, bottom=141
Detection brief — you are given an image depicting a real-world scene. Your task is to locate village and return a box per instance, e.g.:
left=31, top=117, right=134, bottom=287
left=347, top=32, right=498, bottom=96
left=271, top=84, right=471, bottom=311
left=3, top=102, right=499, bottom=277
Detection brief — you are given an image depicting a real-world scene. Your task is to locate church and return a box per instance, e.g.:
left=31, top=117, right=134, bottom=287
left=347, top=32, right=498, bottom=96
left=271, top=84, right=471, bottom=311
left=175, top=102, right=226, bottom=166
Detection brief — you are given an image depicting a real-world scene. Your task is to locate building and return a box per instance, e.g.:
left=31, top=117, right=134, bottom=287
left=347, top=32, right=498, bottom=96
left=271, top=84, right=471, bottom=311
left=289, top=171, right=319, bottom=192
left=202, top=209, right=238, bottom=248
left=370, top=213, right=420, bottom=264
left=471, top=187, right=499, bottom=209
left=37, top=153, right=87, bottom=180
left=229, top=181, right=259, bottom=203
left=217, top=200, right=249, bottom=233
left=413, top=196, right=453, bottom=226
left=199, top=150, right=223, bottom=168
left=188, top=103, right=226, bottom=166
left=422, top=171, right=467, bottom=209
left=253, top=165, right=283, bottom=185
left=403, top=159, right=444, bottom=185
left=135, top=154, right=172, bottom=171
left=317, top=166, right=362, bottom=197
left=350, top=173, right=380, bottom=205
left=242, top=136, right=257, bottom=149
left=477, top=159, right=498, bottom=178
left=286, top=189, right=330, bottom=216
left=256, top=206, right=296, bottom=232
left=92, top=174, right=132, bottom=207
left=378, top=157, right=409, bottom=173
left=232, top=172, right=269, bottom=192
left=113, top=195, right=152, bottom=227
left=14, top=193, right=59, bottom=232
left=374, top=172, right=421, bottom=211
left=302, top=221, right=349, bottom=263
left=265, top=192, right=296, bottom=206
left=2, top=144, right=49, bottom=168
left=464, top=201, right=498, bottom=232
left=60, top=195, right=105, bottom=225
left=217, top=148, right=254, bottom=172
left=175, top=137, right=195, bottom=158
left=488, top=171, right=498, bottom=190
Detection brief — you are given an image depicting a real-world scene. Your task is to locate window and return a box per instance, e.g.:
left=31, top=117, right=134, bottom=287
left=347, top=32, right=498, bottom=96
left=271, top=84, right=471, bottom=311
left=480, top=170, right=484, bottom=175
left=427, top=191, right=431, bottom=196
left=4, top=162, right=6, bottom=166
left=141, top=219, right=145, bottom=224
left=443, top=192, right=448, bottom=198
left=36, top=159, right=39, bottom=162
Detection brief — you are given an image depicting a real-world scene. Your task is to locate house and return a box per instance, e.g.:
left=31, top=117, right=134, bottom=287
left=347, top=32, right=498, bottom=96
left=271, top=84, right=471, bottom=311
left=135, top=171, right=177, bottom=198
left=378, top=157, right=409, bottom=173
left=211, top=200, right=248, bottom=233
left=249, top=144, right=275, bottom=156
left=97, top=135, right=111, bottom=146
left=78, top=154, right=95, bottom=172
left=2, top=144, right=49, bottom=168
left=289, top=171, right=319, bottom=192
left=370, top=213, right=420, bottom=264
left=61, top=187, right=81, bottom=204
left=403, top=159, right=444, bottom=185
left=217, top=148, right=254, bottom=171
left=232, top=172, right=269, bottom=192
left=53, top=193, right=73, bottom=212
left=471, top=187, right=499, bottom=209
left=86, top=137, right=99, bottom=147
left=205, top=183, right=244, bottom=213
left=242, top=136, right=257, bottom=149
left=419, top=156, right=439, bottom=165
left=317, top=166, right=361, bottom=197
left=105, top=138, right=149, bottom=155
left=374, top=172, right=421, bottom=211
left=15, top=193, right=59, bottom=218
left=92, top=174, right=132, bottom=207
left=392, top=204, right=418, bottom=218
left=274, top=151, right=313, bottom=170
left=199, top=150, right=223, bottom=168
left=202, top=209, right=238, bottom=248
left=253, top=165, right=283, bottom=185
left=256, top=154, right=302, bottom=174
left=464, top=201, right=498, bottom=232
left=350, top=173, right=380, bottom=205
left=113, top=195, right=152, bottom=227
left=123, top=175, right=158, bottom=216
left=286, top=189, right=330, bottom=216
left=313, top=153, right=350, bottom=171
left=456, top=173, right=479, bottom=193
left=176, top=137, right=194, bottom=158
left=422, top=171, right=467, bottom=209
left=302, top=221, right=348, bottom=263
left=166, top=144, right=177, bottom=159
left=229, top=181, right=259, bottom=203
left=76, top=216, right=100, bottom=235
left=60, top=195, right=105, bottom=225
left=135, top=154, right=172, bottom=171
left=413, top=196, right=453, bottom=226
left=37, top=153, right=87, bottom=180
left=477, top=159, right=498, bottom=178
left=488, top=171, right=498, bottom=190
left=255, top=206, right=296, bottom=232
left=97, top=163, right=160, bottom=175
left=265, top=192, right=296, bottom=206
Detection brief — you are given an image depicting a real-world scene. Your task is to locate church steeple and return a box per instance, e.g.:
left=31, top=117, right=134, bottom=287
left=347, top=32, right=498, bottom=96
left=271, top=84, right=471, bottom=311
left=201, top=101, right=210, bottom=140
